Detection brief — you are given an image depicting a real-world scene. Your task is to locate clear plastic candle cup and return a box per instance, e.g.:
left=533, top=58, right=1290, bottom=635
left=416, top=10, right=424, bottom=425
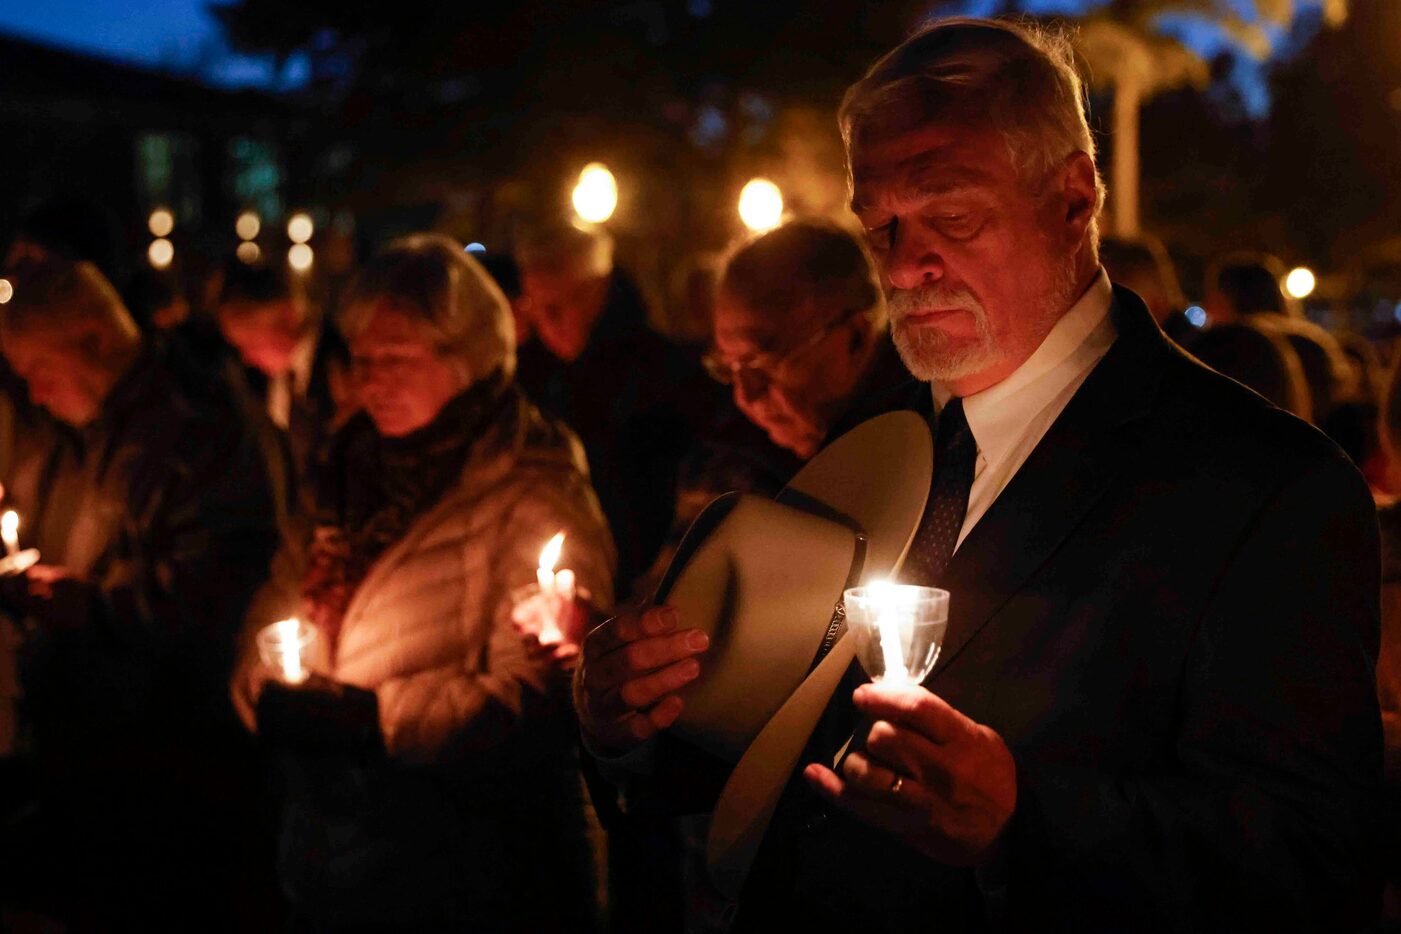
left=844, top=583, right=949, bottom=686
left=256, top=618, right=317, bottom=685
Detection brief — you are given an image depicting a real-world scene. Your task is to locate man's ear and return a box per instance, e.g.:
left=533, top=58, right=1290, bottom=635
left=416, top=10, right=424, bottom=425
left=1057, top=151, right=1100, bottom=245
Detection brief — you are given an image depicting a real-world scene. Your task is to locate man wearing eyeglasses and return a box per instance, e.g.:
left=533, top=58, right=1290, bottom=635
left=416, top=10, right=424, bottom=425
left=704, top=219, right=910, bottom=462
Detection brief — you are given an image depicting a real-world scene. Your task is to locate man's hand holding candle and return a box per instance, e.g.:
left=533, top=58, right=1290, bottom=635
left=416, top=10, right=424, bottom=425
left=803, top=680, right=1017, bottom=867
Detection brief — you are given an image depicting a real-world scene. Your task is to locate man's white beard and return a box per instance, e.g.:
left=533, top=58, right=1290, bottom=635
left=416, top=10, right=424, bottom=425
left=889, top=257, right=1082, bottom=384
left=888, top=285, right=995, bottom=382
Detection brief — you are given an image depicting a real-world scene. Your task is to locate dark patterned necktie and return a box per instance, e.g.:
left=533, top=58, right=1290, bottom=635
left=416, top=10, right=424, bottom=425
left=902, top=397, right=976, bottom=588
left=803, top=396, right=979, bottom=773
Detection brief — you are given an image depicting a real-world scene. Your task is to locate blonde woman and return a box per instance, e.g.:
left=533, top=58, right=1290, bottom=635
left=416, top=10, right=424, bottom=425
left=233, top=235, right=614, bottom=932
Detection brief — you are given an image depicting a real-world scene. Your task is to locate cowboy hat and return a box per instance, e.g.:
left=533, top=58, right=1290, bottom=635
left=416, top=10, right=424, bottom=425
left=650, top=410, right=933, bottom=894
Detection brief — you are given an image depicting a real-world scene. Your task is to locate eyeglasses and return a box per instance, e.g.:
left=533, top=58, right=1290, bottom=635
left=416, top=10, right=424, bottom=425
left=702, top=307, right=863, bottom=388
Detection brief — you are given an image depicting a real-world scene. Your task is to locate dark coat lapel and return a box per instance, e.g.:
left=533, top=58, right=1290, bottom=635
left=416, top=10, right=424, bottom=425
left=929, top=287, right=1172, bottom=679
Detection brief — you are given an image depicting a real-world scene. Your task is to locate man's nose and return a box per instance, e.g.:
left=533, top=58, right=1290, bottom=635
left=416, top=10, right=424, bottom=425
left=885, top=226, right=944, bottom=291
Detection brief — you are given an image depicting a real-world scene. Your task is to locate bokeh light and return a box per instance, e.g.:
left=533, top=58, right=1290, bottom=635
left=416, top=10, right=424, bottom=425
left=147, top=238, right=174, bottom=269
left=288, top=243, right=314, bottom=272
left=465, top=242, right=486, bottom=254
left=236, top=211, right=261, bottom=241
left=1185, top=305, right=1207, bottom=328
left=1284, top=266, right=1316, bottom=299
left=739, top=178, right=784, bottom=233
left=147, top=208, right=174, bottom=238
left=572, top=163, right=618, bottom=224
left=236, top=241, right=262, bottom=264
left=0, top=279, right=12, bottom=305
left=287, top=213, right=315, bottom=244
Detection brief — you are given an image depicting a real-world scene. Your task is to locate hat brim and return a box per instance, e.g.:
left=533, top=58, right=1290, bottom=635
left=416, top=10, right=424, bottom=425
left=703, top=409, right=933, bottom=896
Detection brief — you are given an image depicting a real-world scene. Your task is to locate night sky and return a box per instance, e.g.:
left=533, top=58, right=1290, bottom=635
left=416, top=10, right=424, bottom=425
left=0, top=0, right=307, bottom=89
left=0, top=0, right=1325, bottom=111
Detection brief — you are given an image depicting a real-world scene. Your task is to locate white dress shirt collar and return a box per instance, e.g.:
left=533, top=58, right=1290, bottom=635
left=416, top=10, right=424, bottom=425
left=933, top=270, right=1114, bottom=472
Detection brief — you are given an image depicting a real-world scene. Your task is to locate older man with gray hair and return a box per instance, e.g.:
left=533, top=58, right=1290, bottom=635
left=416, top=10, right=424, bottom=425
left=577, top=18, right=1381, bottom=931
left=516, top=222, right=715, bottom=598
left=0, top=258, right=281, bottom=927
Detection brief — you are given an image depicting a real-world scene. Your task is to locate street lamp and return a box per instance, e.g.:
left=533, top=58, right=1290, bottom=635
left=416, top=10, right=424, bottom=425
left=572, top=163, right=618, bottom=224
left=739, top=178, right=783, bottom=233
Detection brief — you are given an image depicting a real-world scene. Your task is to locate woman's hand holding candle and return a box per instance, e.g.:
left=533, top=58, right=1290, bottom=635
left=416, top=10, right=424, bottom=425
left=513, top=533, right=589, bottom=663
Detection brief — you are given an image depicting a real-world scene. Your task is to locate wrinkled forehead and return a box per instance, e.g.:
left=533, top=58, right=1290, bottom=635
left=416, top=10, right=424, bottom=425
left=849, top=125, right=1008, bottom=213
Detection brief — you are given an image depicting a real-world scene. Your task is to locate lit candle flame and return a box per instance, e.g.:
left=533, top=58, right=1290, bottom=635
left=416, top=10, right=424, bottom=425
left=535, top=532, right=568, bottom=643
left=537, top=531, right=565, bottom=596
left=869, top=580, right=910, bottom=683
left=538, top=532, right=565, bottom=576
left=1, top=511, right=18, bottom=558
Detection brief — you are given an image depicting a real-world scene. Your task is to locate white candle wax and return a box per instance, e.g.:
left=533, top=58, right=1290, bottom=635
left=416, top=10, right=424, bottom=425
left=1, top=511, right=19, bottom=559
left=274, top=618, right=306, bottom=683
left=877, top=608, right=910, bottom=683
left=555, top=568, right=576, bottom=604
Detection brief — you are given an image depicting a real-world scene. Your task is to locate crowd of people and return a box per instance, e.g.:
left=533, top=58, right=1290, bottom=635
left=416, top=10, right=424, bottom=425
left=0, top=14, right=1397, bottom=934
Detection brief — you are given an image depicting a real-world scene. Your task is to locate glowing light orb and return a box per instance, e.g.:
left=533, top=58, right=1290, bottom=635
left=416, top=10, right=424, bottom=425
left=287, top=213, right=315, bottom=244
left=146, top=208, right=173, bottom=238
left=147, top=208, right=175, bottom=238
left=1284, top=267, right=1316, bottom=300
left=739, top=178, right=784, bottom=233
left=572, top=163, right=618, bottom=224
left=236, top=241, right=262, bottom=264
left=236, top=211, right=261, bottom=241
left=148, top=238, right=175, bottom=269
left=0, top=279, right=12, bottom=304
left=288, top=243, right=314, bottom=272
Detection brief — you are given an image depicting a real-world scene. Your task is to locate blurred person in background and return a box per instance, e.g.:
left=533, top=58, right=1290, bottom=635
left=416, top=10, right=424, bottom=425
left=478, top=252, right=532, bottom=346
left=1098, top=234, right=1195, bottom=345
left=1189, top=322, right=1313, bottom=422
left=232, top=235, right=614, bottom=932
left=515, top=222, right=721, bottom=933
left=515, top=221, right=713, bottom=598
left=1203, top=252, right=1300, bottom=326
left=708, top=218, right=909, bottom=462
left=4, top=195, right=123, bottom=290
left=668, top=251, right=723, bottom=347
left=124, top=266, right=191, bottom=334
left=1372, top=351, right=1401, bottom=921
left=0, top=258, right=282, bottom=930
left=1335, top=331, right=1390, bottom=489
left=1205, top=253, right=1366, bottom=454
left=213, top=259, right=352, bottom=507
left=655, top=218, right=912, bottom=577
